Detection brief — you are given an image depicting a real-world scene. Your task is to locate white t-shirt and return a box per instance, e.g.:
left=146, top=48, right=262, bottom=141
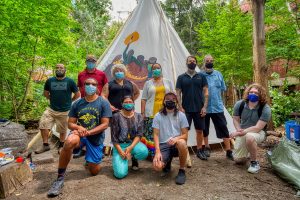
left=152, top=111, right=189, bottom=143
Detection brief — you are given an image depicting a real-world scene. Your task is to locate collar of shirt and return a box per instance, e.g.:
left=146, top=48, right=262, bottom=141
left=185, top=71, right=197, bottom=78
left=85, top=68, right=96, bottom=74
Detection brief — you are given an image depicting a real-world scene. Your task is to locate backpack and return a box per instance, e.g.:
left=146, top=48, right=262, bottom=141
left=238, top=100, right=267, bottom=130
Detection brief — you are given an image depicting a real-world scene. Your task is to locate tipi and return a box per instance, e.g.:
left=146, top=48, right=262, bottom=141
left=97, top=0, right=235, bottom=146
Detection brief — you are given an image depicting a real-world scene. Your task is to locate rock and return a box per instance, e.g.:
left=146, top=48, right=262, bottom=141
left=0, top=122, right=28, bottom=154
left=32, top=150, right=54, bottom=164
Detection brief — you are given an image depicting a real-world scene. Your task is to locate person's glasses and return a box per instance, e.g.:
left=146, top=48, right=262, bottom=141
left=85, top=83, right=97, bottom=86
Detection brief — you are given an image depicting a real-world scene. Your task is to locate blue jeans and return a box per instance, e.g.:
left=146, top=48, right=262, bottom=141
left=112, top=142, right=148, bottom=179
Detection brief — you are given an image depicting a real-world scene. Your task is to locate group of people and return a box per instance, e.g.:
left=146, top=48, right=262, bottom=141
left=36, top=54, right=271, bottom=197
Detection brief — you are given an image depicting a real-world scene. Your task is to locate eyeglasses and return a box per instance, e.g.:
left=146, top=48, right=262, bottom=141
left=85, top=83, right=97, bottom=86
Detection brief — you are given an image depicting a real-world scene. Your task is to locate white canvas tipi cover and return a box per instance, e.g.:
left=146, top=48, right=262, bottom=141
left=97, top=0, right=235, bottom=146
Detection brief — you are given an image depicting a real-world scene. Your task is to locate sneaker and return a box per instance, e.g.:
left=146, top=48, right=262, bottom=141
left=226, top=150, right=234, bottom=161
left=175, top=169, right=186, bottom=185
left=47, top=177, right=64, bottom=197
left=196, top=149, right=207, bottom=160
left=73, top=149, right=85, bottom=159
left=247, top=161, right=260, bottom=174
left=131, top=157, right=139, bottom=171
left=161, top=160, right=171, bottom=177
left=35, top=145, right=50, bottom=154
left=203, top=147, right=211, bottom=157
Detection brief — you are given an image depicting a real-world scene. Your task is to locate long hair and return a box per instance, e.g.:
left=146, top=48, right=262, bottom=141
left=242, top=83, right=267, bottom=104
left=160, top=92, right=179, bottom=116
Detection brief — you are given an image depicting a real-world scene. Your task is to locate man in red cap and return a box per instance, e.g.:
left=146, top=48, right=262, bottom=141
left=77, top=55, right=108, bottom=97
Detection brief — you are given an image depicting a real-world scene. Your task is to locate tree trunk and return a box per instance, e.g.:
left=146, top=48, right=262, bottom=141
left=252, top=0, right=269, bottom=96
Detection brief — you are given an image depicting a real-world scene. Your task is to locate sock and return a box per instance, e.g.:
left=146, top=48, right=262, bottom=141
left=43, top=143, right=49, bottom=146
left=59, top=142, right=64, bottom=148
left=57, top=168, right=66, bottom=179
left=202, top=145, right=205, bottom=149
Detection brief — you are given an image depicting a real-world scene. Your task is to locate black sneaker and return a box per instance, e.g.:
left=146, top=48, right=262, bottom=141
left=203, top=147, right=211, bottom=157
left=161, top=160, right=171, bottom=177
left=175, top=169, right=186, bottom=185
left=226, top=150, right=234, bottom=161
left=47, top=177, right=64, bottom=197
left=131, top=157, right=139, bottom=171
left=197, top=149, right=208, bottom=160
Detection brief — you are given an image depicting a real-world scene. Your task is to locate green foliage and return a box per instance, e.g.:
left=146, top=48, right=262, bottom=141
left=270, top=88, right=300, bottom=127
left=196, top=0, right=253, bottom=86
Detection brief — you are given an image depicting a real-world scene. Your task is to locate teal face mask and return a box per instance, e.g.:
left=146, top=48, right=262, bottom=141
left=152, top=68, right=162, bottom=77
left=122, top=103, right=134, bottom=111
left=87, top=62, right=96, bottom=70
left=115, top=71, right=125, bottom=79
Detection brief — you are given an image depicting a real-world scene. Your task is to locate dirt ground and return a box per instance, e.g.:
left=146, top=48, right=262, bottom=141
left=5, top=134, right=299, bottom=200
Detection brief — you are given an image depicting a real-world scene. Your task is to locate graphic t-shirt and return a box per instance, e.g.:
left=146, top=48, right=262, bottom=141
left=44, top=77, right=78, bottom=112
left=68, top=96, right=112, bottom=146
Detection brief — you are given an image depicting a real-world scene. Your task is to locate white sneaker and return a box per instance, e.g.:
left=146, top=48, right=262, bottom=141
left=247, top=161, right=260, bottom=173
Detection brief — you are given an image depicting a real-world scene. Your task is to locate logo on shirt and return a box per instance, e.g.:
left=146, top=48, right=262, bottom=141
left=79, top=113, right=96, bottom=124
left=51, top=82, right=67, bottom=90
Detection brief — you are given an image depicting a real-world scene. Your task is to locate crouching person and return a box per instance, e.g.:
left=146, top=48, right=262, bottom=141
left=152, top=92, right=189, bottom=185
left=111, top=96, right=148, bottom=179
left=47, top=78, right=112, bottom=197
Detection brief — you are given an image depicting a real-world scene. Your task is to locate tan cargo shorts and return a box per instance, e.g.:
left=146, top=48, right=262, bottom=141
left=233, top=130, right=266, bottom=159
left=39, top=107, right=69, bottom=134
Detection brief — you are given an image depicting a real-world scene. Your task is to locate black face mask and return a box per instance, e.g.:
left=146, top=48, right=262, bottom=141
left=165, top=100, right=176, bottom=110
left=205, top=63, right=214, bottom=69
left=187, top=63, right=196, bottom=70
left=55, top=70, right=65, bottom=78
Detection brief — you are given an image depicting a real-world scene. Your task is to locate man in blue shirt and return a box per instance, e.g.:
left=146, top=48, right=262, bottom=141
left=201, top=55, right=233, bottom=160
left=47, top=78, right=112, bottom=197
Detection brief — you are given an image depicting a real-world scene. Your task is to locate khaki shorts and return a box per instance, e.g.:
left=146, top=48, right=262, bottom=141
left=233, top=130, right=266, bottom=159
left=39, top=107, right=68, bottom=134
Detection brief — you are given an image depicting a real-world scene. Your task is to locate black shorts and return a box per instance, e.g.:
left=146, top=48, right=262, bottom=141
left=185, top=112, right=205, bottom=131
left=203, top=112, right=229, bottom=138
left=159, top=143, right=178, bottom=164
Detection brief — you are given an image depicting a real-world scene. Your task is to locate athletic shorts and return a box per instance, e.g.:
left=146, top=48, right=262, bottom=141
left=203, top=112, right=229, bottom=138
left=39, top=107, right=68, bottom=134
left=159, top=143, right=178, bottom=164
left=185, top=112, right=205, bottom=131
left=73, top=137, right=104, bottom=164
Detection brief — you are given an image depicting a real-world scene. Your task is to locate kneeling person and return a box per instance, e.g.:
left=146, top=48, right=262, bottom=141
left=152, top=92, right=189, bottom=185
left=47, top=78, right=112, bottom=197
left=111, top=96, right=148, bottom=179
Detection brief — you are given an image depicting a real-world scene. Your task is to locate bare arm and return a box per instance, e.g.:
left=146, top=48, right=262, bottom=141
left=87, top=117, right=110, bottom=136
left=141, top=99, right=146, bottom=117
left=43, top=90, right=50, bottom=100
left=233, top=116, right=242, bottom=131
left=132, top=81, right=140, bottom=101
left=168, top=127, right=188, bottom=145
left=203, top=86, right=209, bottom=109
left=101, top=83, right=109, bottom=99
left=153, top=128, right=160, bottom=154
left=72, top=91, right=80, bottom=101
left=242, top=120, right=267, bottom=134
left=176, top=88, right=184, bottom=111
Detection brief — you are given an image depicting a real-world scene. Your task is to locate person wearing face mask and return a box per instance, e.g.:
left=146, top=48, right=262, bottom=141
left=77, top=55, right=108, bottom=97
left=230, top=83, right=271, bottom=174
left=176, top=56, right=209, bottom=160
left=200, top=55, right=234, bottom=160
left=141, top=63, right=174, bottom=159
left=102, top=64, right=140, bottom=112
left=36, top=64, right=80, bottom=154
left=110, top=96, right=148, bottom=179
left=152, top=92, right=189, bottom=185
left=47, top=78, right=112, bottom=197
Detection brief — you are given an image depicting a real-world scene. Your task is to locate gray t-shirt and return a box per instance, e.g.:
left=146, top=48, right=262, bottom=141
left=152, top=111, right=189, bottom=143
left=233, top=100, right=271, bottom=129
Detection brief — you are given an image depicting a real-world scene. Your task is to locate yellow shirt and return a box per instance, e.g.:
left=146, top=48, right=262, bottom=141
left=152, top=85, right=165, bottom=117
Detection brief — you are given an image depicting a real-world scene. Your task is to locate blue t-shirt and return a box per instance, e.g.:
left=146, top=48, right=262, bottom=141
left=44, top=77, right=78, bottom=112
left=68, top=96, right=112, bottom=146
left=200, top=70, right=226, bottom=113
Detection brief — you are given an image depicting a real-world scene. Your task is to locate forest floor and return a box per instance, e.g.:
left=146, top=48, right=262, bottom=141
left=5, top=130, right=300, bottom=200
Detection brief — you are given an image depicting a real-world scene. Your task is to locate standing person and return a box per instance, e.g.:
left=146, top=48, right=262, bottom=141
left=152, top=92, right=189, bottom=185
left=176, top=56, right=209, bottom=160
left=101, top=64, right=140, bottom=113
left=111, top=96, right=148, bottom=179
left=141, top=63, right=174, bottom=158
left=201, top=55, right=233, bottom=160
left=35, top=64, right=80, bottom=154
left=77, top=55, right=108, bottom=97
left=230, top=83, right=271, bottom=173
left=47, top=78, right=112, bottom=197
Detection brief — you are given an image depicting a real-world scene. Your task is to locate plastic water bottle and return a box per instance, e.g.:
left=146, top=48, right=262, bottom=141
left=29, top=162, right=36, bottom=171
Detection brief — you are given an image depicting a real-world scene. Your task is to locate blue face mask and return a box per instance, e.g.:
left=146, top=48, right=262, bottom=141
left=85, top=84, right=97, bottom=95
left=115, top=71, right=125, bottom=79
left=248, top=94, right=259, bottom=102
left=122, top=103, right=134, bottom=111
left=152, top=69, right=161, bottom=77
left=87, top=62, right=96, bottom=70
